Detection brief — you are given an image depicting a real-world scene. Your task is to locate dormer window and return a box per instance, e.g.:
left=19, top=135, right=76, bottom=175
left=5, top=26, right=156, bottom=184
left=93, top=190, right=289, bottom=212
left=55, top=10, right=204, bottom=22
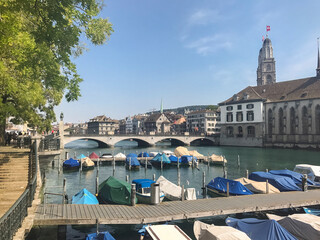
left=280, top=96, right=286, bottom=100
left=301, top=93, right=307, bottom=98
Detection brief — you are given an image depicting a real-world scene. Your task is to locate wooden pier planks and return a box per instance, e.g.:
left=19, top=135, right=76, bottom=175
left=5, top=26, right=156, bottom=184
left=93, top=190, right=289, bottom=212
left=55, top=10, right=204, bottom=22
left=34, top=189, right=320, bottom=225
left=0, top=147, right=30, bottom=218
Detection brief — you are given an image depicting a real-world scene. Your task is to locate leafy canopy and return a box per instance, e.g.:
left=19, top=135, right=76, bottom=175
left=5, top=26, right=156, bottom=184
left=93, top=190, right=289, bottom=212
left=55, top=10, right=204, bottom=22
left=0, top=0, right=113, bottom=139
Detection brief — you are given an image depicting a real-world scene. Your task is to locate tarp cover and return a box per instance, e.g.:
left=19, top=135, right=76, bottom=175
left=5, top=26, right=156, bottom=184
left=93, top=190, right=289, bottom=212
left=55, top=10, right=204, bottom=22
left=174, top=146, right=190, bottom=157
left=226, top=217, right=297, bottom=240
left=125, top=156, right=140, bottom=167
left=269, top=169, right=314, bottom=185
left=63, top=158, right=79, bottom=167
left=303, top=207, right=320, bottom=216
left=249, top=172, right=301, bottom=192
left=193, top=221, right=250, bottom=240
left=77, top=154, right=87, bottom=159
left=169, top=155, right=181, bottom=163
left=114, top=152, right=126, bottom=158
left=156, top=176, right=182, bottom=201
left=89, top=152, right=99, bottom=160
left=86, top=231, right=115, bottom=240
left=181, top=155, right=197, bottom=164
left=126, top=153, right=138, bottom=158
left=72, top=188, right=98, bottom=204
left=235, top=177, right=280, bottom=194
left=152, top=153, right=171, bottom=163
left=207, top=177, right=253, bottom=195
left=188, top=150, right=204, bottom=158
left=267, top=213, right=320, bottom=240
left=98, top=176, right=135, bottom=205
left=146, top=225, right=191, bottom=240
left=138, top=152, right=150, bottom=157
left=185, top=188, right=197, bottom=200
left=132, top=179, right=155, bottom=190
left=209, top=153, right=226, bottom=163
left=82, top=157, right=95, bottom=167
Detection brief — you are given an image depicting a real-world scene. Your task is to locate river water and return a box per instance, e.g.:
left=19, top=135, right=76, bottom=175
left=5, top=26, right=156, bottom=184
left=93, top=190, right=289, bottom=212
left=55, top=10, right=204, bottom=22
left=26, top=140, right=320, bottom=240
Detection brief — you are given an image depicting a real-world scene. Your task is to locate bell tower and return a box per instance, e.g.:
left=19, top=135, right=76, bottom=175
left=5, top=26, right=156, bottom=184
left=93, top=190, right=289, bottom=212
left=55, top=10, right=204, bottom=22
left=257, top=37, right=276, bottom=86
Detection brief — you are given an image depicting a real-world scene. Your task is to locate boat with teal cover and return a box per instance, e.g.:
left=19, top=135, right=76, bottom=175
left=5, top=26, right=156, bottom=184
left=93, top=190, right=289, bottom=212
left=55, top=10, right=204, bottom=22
left=151, top=153, right=171, bottom=168
left=132, top=179, right=165, bottom=204
left=77, top=153, right=87, bottom=159
left=72, top=188, right=98, bottom=205
left=86, top=231, right=116, bottom=240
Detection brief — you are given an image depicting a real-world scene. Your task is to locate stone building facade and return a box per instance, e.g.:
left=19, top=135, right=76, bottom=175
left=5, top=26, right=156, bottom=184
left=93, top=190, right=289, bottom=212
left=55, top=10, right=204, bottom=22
left=186, top=110, right=220, bottom=135
left=257, top=38, right=276, bottom=86
left=87, top=115, right=119, bottom=135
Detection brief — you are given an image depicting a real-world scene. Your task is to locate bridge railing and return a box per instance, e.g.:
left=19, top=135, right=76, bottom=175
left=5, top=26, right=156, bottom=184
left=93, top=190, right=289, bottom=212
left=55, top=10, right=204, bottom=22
left=66, top=132, right=217, bottom=137
left=0, top=141, right=37, bottom=240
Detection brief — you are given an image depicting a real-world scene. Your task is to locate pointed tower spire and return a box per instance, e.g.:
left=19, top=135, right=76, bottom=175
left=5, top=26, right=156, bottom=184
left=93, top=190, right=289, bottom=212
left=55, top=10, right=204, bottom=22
left=160, top=99, right=163, bottom=114
left=317, top=37, right=320, bottom=78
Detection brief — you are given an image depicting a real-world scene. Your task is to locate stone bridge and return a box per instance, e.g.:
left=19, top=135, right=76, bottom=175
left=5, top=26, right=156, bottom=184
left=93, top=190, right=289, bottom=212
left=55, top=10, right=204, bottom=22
left=62, top=134, right=217, bottom=148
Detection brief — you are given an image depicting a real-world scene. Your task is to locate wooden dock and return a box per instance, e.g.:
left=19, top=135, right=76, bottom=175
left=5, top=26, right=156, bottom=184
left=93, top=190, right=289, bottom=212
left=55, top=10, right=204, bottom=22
left=34, top=189, right=320, bottom=225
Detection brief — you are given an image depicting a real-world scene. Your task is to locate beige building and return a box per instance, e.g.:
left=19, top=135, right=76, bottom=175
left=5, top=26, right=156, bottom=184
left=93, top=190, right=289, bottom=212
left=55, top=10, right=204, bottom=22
left=87, top=115, right=119, bottom=135
left=186, top=110, right=220, bottom=135
left=144, top=113, right=170, bottom=134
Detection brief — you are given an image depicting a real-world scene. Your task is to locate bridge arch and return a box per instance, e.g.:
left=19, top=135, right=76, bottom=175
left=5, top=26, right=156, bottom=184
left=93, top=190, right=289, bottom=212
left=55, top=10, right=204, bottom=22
left=64, top=137, right=110, bottom=148
left=190, top=137, right=215, bottom=146
left=154, top=137, right=186, bottom=146
left=112, top=138, right=151, bottom=147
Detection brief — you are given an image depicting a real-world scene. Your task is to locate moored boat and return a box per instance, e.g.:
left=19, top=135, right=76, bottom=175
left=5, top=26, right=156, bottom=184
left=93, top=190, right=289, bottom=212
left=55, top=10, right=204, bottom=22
left=169, top=155, right=181, bottom=166
left=151, top=153, right=171, bottom=168
left=72, top=188, right=98, bottom=204
left=86, top=231, right=116, bottom=240
left=142, top=224, right=191, bottom=240
left=293, top=164, right=320, bottom=183
left=81, top=157, right=95, bottom=170
left=63, top=158, right=80, bottom=170
left=180, top=155, right=197, bottom=167
left=132, top=179, right=164, bottom=204
left=126, top=153, right=140, bottom=170
left=207, top=177, right=253, bottom=197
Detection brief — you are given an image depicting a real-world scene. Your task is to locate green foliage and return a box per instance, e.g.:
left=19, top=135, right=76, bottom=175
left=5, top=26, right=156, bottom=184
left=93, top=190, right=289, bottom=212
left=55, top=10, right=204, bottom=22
left=206, top=105, right=219, bottom=111
left=0, top=0, right=113, bottom=144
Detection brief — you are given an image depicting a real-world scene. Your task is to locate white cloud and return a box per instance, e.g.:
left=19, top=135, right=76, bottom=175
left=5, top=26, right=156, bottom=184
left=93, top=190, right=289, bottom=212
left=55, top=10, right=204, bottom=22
left=188, top=9, right=222, bottom=26
left=185, top=34, right=232, bottom=56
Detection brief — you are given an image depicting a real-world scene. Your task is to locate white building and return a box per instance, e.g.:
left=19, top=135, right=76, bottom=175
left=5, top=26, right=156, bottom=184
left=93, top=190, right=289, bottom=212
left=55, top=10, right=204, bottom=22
left=187, top=110, right=220, bottom=135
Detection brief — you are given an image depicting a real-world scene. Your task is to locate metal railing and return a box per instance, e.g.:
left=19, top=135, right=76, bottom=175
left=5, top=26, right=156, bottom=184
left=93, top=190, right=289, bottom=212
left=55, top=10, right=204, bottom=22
left=38, top=138, right=60, bottom=152
left=0, top=141, right=37, bottom=240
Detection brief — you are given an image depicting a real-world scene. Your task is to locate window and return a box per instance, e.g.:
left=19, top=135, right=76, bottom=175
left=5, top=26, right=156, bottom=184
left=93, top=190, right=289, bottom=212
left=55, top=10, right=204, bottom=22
left=226, top=106, right=233, bottom=111
left=268, top=109, right=273, bottom=137
left=247, top=111, right=254, bottom=121
left=278, top=108, right=284, bottom=134
left=302, top=106, right=308, bottom=134
left=227, top=113, right=233, bottom=122
left=237, top=126, right=243, bottom=137
left=236, top=112, right=243, bottom=122
left=237, top=105, right=242, bottom=110
left=316, top=105, right=320, bottom=134
left=226, top=127, right=234, bottom=137
left=246, top=104, right=254, bottom=109
left=247, top=126, right=255, bottom=137
left=290, top=107, right=296, bottom=134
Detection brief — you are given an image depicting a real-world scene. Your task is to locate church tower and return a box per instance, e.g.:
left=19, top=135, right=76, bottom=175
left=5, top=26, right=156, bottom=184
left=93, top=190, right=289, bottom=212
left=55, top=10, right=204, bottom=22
left=316, top=38, right=320, bottom=78
left=257, top=38, right=276, bottom=86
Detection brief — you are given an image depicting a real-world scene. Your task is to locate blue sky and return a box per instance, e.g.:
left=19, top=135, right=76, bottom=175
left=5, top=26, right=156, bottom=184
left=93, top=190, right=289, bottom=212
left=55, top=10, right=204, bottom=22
left=55, top=0, right=320, bottom=123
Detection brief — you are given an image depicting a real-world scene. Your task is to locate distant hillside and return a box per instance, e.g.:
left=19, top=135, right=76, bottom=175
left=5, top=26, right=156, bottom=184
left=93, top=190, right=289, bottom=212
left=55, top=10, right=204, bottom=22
left=147, top=105, right=218, bottom=115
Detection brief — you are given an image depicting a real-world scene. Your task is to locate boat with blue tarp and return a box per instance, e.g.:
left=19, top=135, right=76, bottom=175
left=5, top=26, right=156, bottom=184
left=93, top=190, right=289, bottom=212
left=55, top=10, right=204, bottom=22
left=169, top=155, right=181, bottom=166
left=126, top=153, right=140, bottom=170
left=132, top=179, right=165, bottom=204
left=63, top=158, right=80, bottom=170
left=180, top=155, right=197, bottom=166
left=226, top=217, right=297, bottom=240
left=207, top=177, right=253, bottom=197
left=249, top=171, right=301, bottom=192
left=303, top=207, right=320, bottom=216
left=72, top=188, right=99, bottom=205
left=138, top=152, right=150, bottom=157
left=86, top=231, right=116, bottom=240
left=151, top=153, right=171, bottom=168
left=269, top=169, right=315, bottom=186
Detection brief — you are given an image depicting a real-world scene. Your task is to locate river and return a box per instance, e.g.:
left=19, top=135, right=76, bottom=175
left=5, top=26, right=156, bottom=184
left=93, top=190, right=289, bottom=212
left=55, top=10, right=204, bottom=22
left=26, top=140, right=320, bottom=240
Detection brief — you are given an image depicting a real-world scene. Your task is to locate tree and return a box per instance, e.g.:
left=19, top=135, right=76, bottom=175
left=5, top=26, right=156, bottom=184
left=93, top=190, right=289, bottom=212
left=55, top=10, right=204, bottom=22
left=0, top=0, right=113, bottom=145
left=206, top=105, right=219, bottom=111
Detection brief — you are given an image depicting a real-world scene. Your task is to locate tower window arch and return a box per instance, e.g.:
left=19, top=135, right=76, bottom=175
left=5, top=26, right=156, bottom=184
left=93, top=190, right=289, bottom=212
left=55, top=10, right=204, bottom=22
left=267, top=75, right=272, bottom=84
left=267, top=64, right=271, bottom=71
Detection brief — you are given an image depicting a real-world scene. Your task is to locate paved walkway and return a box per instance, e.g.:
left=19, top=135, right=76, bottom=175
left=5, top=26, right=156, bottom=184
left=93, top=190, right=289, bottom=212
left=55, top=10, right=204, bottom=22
left=35, top=189, right=320, bottom=225
left=0, top=146, right=30, bottom=218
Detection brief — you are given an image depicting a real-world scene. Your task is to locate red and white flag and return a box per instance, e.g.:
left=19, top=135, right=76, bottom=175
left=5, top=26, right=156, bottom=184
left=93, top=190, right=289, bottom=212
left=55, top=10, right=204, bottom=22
left=266, top=25, right=271, bottom=31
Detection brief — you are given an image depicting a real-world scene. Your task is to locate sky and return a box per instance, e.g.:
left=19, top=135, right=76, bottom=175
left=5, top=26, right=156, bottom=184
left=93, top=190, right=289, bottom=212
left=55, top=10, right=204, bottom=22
left=55, top=0, right=320, bottom=123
